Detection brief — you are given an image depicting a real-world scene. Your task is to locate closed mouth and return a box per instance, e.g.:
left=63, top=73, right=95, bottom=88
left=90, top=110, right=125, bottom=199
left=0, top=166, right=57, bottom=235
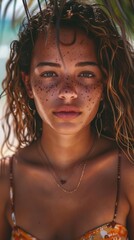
left=53, top=111, right=82, bottom=119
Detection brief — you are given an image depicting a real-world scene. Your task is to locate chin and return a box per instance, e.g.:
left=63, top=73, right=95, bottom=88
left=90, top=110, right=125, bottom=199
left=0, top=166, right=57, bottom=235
left=52, top=122, right=84, bottom=135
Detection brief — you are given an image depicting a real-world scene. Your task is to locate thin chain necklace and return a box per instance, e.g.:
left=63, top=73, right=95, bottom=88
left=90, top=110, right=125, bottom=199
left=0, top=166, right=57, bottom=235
left=38, top=136, right=96, bottom=194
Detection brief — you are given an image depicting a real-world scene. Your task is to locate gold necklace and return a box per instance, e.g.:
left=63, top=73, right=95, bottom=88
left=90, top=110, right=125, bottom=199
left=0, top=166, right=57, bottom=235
left=38, top=136, right=96, bottom=194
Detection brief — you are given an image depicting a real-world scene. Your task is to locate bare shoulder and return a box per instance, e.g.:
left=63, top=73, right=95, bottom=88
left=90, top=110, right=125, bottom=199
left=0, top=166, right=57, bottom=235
left=121, top=150, right=134, bottom=176
left=120, top=152, right=134, bottom=239
left=0, top=156, right=12, bottom=204
left=0, top=155, right=14, bottom=207
left=120, top=151, right=134, bottom=200
left=0, top=155, right=11, bottom=185
left=0, top=156, right=12, bottom=239
left=16, top=140, right=44, bottom=167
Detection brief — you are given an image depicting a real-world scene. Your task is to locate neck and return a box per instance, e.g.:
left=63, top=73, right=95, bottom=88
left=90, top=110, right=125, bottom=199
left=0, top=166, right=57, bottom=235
left=39, top=125, right=96, bottom=170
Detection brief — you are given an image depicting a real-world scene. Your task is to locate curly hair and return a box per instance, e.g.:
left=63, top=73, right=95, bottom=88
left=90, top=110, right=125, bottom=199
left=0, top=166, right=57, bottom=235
left=1, top=0, right=134, bottom=161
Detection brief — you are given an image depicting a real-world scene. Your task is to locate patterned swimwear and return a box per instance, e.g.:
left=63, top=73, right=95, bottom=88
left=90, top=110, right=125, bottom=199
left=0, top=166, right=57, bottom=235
left=9, top=153, right=128, bottom=240
left=11, top=223, right=128, bottom=239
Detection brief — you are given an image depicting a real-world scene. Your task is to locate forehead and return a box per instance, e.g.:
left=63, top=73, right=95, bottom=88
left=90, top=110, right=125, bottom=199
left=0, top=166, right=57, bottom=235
left=31, top=26, right=97, bottom=63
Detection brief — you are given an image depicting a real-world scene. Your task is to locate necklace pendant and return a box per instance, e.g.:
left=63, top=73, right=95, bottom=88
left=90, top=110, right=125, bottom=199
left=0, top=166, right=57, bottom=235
left=60, top=179, right=67, bottom=185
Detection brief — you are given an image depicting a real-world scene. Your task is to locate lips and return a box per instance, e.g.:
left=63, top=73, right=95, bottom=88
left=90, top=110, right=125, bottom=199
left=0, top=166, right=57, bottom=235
left=53, top=106, right=82, bottom=120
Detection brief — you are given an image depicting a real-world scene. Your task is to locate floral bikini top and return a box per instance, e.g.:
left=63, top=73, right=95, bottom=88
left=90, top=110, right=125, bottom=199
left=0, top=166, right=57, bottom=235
left=9, top=153, right=128, bottom=240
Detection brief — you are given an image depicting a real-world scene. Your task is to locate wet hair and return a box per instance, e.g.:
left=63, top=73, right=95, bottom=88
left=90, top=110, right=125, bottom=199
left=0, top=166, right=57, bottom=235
left=1, top=0, right=134, bottom=161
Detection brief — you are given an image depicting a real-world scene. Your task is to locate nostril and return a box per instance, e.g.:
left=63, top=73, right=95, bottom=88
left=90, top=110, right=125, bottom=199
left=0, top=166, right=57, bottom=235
left=58, top=85, right=78, bottom=100
left=60, top=95, right=65, bottom=99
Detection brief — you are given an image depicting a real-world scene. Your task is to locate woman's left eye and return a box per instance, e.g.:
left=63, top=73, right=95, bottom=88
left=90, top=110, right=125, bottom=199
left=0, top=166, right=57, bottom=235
left=78, top=72, right=95, bottom=78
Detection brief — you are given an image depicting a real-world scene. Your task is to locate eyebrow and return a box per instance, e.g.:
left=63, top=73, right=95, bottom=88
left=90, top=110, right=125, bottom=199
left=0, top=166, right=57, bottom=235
left=35, top=61, right=99, bottom=68
left=75, top=61, right=99, bottom=67
left=36, top=62, right=61, bottom=68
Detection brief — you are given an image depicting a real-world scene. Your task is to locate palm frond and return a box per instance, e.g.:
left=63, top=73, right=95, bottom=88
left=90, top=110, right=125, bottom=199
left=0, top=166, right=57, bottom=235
left=0, top=0, right=134, bottom=33
left=97, top=0, right=134, bottom=36
left=1, top=0, right=12, bottom=20
left=0, top=0, right=134, bottom=38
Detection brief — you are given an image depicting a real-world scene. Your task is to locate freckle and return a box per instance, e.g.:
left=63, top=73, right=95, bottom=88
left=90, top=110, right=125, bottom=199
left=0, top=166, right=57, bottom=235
left=46, top=99, right=48, bottom=101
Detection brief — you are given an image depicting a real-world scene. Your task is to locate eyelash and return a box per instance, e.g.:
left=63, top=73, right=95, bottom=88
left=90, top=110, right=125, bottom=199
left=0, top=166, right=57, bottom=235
left=40, top=71, right=57, bottom=78
left=78, top=72, right=95, bottom=78
left=40, top=71, right=95, bottom=79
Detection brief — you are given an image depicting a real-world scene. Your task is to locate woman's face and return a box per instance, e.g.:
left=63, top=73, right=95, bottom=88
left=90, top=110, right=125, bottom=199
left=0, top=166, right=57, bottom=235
left=28, top=27, right=104, bottom=135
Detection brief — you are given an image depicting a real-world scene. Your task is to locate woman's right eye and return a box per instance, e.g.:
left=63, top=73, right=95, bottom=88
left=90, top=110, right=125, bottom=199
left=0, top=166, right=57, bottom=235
left=40, top=72, right=58, bottom=78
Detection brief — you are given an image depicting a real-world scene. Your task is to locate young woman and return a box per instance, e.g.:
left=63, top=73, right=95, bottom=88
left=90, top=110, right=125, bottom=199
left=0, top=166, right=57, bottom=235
left=0, top=0, right=134, bottom=239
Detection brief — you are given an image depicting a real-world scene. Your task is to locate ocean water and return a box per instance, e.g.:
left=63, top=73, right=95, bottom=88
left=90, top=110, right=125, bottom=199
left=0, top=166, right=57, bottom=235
left=0, top=20, right=18, bottom=156
left=0, top=20, right=18, bottom=89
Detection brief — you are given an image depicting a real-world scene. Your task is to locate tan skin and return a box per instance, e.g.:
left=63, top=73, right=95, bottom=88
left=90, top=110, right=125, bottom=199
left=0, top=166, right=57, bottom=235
left=0, top=27, right=134, bottom=240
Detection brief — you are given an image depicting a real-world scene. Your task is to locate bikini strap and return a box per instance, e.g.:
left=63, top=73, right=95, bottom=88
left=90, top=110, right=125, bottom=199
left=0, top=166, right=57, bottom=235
left=9, top=156, right=17, bottom=226
left=112, top=149, right=121, bottom=223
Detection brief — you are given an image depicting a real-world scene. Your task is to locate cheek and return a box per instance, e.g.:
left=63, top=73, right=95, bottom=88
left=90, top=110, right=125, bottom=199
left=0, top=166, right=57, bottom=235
left=81, top=83, right=103, bottom=111
left=31, top=78, right=59, bottom=103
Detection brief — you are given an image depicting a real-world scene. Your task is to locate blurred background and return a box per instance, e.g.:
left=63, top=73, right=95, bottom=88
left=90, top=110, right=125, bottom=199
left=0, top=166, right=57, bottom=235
left=0, top=1, right=21, bottom=157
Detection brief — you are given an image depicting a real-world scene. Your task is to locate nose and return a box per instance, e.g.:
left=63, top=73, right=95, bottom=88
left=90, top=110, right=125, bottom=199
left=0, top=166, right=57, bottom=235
left=58, top=83, right=78, bottom=101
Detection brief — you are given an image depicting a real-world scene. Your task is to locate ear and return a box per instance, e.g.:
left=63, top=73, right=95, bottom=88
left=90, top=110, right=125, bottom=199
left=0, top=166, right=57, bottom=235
left=21, top=72, right=33, bottom=98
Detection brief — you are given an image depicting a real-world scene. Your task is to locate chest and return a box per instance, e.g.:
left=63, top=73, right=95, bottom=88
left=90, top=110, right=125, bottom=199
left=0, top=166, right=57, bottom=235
left=8, top=161, right=128, bottom=240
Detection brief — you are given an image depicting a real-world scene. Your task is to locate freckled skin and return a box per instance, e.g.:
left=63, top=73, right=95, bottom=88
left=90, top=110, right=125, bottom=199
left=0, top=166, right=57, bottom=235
left=28, top=26, right=104, bottom=135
